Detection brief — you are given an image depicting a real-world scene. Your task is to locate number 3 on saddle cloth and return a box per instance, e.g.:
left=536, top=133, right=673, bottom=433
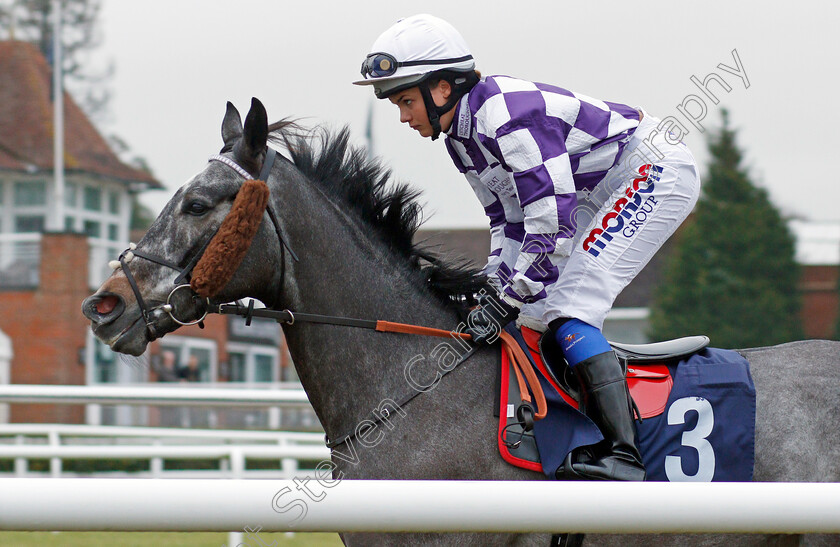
left=498, top=325, right=756, bottom=481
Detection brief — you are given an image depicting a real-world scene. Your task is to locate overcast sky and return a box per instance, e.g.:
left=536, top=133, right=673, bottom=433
left=95, top=1, right=839, bottom=229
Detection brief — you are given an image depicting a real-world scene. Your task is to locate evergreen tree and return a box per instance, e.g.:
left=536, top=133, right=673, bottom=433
left=649, top=110, right=802, bottom=348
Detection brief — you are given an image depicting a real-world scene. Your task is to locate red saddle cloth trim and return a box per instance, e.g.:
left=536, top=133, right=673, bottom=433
left=498, top=326, right=674, bottom=472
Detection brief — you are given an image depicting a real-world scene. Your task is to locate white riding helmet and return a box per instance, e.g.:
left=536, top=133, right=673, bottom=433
left=354, top=14, right=476, bottom=100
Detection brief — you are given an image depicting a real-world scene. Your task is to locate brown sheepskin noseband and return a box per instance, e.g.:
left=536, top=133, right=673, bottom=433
left=190, top=177, right=270, bottom=298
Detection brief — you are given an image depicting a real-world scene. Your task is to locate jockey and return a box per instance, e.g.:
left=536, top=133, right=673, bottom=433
left=354, top=14, right=700, bottom=482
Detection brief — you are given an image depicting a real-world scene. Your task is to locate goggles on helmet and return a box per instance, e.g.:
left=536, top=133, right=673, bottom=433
left=360, top=52, right=473, bottom=79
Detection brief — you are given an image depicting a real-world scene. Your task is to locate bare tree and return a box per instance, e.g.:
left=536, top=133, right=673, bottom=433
left=0, top=0, right=112, bottom=121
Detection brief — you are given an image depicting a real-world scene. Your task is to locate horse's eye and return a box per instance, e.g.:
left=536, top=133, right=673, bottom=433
left=186, top=201, right=209, bottom=216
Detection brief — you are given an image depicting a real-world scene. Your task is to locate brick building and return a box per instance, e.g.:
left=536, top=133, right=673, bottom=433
left=0, top=41, right=299, bottom=428
left=0, top=40, right=158, bottom=424
left=791, top=220, right=840, bottom=340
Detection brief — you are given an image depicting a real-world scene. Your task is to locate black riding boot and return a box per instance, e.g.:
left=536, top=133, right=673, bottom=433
left=569, top=350, right=646, bottom=481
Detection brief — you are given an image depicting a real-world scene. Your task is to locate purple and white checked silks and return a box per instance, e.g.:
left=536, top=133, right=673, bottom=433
left=445, top=75, right=642, bottom=308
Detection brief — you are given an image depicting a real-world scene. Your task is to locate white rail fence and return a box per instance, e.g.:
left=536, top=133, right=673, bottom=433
left=0, top=382, right=317, bottom=429
left=0, top=444, right=329, bottom=480
left=1, top=480, right=839, bottom=534
left=0, top=423, right=324, bottom=442
left=1, top=387, right=839, bottom=536
left=0, top=385, right=325, bottom=480
left=0, top=385, right=327, bottom=545
left=0, top=383, right=313, bottom=407
left=0, top=423, right=329, bottom=479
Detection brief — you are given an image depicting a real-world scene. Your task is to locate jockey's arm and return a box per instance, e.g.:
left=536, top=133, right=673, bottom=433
left=476, top=115, right=576, bottom=309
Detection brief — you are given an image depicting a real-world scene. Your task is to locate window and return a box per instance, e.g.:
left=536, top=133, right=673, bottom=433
left=188, top=347, right=212, bottom=382
left=65, top=216, right=75, bottom=232
left=14, top=215, right=44, bottom=233
left=65, top=182, right=78, bottom=208
left=108, top=191, right=121, bottom=215
left=83, top=186, right=102, bottom=211
left=254, top=354, right=274, bottom=382
left=158, top=345, right=212, bottom=382
left=83, top=220, right=101, bottom=238
left=157, top=336, right=218, bottom=383
left=14, top=181, right=46, bottom=206
left=228, top=352, right=247, bottom=382
left=93, top=338, right=117, bottom=383
left=107, top=224, right=119, bottom=241
left=226, top=344, right=278, bottom=383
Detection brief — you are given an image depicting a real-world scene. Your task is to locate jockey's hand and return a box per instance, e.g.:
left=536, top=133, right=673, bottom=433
left=465, top=293, right=521, bottom=345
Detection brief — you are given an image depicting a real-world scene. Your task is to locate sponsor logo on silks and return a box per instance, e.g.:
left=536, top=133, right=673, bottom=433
left=582, top=163, right=664, bottom=257
left=563, top=333, right=585, bottom=352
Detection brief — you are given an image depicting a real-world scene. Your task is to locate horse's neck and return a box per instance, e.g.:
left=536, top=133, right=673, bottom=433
left=274, top=177, right=459, bottom=439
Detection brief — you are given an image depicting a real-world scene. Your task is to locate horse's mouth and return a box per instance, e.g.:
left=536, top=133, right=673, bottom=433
left=94, top=314, right=149, bottom=356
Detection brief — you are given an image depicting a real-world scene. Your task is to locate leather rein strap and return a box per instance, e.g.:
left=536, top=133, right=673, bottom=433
left=218, top=302, right=471, bottom=339
left=218, top=302, right=549, bottom=448
left=500, top=329, right=548, bottom=420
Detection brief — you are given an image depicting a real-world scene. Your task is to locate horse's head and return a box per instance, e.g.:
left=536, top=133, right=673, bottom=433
left=82, top=98, right=282, bottom=355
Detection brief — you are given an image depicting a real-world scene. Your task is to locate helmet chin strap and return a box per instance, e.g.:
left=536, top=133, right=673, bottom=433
left=419, top=84, right=463, bottom=141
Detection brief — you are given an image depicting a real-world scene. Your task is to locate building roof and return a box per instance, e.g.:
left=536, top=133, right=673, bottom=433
left=416, top=228, right=490, bottom=270
left=0, top=40, right=161, bottom=188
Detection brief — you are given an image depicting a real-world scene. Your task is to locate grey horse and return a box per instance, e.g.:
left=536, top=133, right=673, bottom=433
left=82, top=99, right=840, bottom=546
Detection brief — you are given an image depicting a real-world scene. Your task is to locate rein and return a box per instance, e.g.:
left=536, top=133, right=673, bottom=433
left=217, top=301, right=548, bottom=449
left=218, top=301, right=479, bottom=449
left=218, top=301, right=472, bottom=339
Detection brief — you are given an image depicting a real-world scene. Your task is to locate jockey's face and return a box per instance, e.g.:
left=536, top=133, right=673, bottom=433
left=389, top=81, right=454, bottom=139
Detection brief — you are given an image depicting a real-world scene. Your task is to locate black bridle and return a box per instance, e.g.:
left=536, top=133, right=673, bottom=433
left=115, top=148, right=297, bottom=341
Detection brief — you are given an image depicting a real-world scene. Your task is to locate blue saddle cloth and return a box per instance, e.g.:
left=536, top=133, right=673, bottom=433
left=531, top=347, right=756, bottom=481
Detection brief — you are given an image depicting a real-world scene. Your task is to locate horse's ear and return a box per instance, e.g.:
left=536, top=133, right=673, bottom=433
left=221, top=101, right=243, bottom=148
left=234, top=97, right=268, bottom=170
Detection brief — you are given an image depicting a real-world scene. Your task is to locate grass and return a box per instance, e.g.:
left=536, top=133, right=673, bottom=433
left=0, top=531, right=344, bottom=546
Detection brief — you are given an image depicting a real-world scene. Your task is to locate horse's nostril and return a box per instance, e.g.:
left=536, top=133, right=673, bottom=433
left=95, top=295, right=119, bottom=315
left=82, top=293, right=126, bottom=325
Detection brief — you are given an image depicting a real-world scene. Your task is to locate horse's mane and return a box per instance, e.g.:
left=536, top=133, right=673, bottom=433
left=268, top=120, right=489, bottom=308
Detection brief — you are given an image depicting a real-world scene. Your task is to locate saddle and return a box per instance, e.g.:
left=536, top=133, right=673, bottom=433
left=540, top=328, right=709, bottom=412
left=498, top=326, right=711, bottom=474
